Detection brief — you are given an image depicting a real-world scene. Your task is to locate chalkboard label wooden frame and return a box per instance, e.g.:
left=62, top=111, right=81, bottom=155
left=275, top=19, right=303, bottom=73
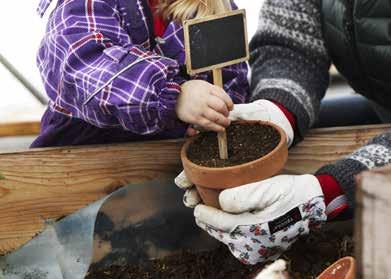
left=183, top=9, right=249, bottom=75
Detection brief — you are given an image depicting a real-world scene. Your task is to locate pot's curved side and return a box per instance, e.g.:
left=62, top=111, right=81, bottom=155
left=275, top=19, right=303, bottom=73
left=184, top=142, right=288, bottom=189
left=181, top=121, right=288, bottom=207
left=316, top=257, right=356, bottom=279
left=195, top=186, right=221, bottom=209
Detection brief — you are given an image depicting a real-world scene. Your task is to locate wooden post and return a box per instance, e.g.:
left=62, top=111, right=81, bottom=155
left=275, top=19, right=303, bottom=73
left=213, top=68, right=228, bottom=160
left=356, top=166, right=391, bottom=279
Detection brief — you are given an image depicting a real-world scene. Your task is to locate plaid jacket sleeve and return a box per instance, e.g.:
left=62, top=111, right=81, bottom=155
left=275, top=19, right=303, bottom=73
left=37, top=0, right=184, bottom=135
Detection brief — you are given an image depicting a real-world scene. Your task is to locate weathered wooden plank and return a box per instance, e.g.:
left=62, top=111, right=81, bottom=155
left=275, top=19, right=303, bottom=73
left=0, top=121, right=40, bottom=137
left=356, top=167, right=391, bottom=279
left=0, top=140, right=184, bottom=254
left=0, top=124, right=390, bottom=255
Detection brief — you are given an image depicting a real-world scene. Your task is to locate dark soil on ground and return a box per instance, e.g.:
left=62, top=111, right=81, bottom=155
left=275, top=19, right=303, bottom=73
left=187, top=122, right=280, bottom=168
left=85, top=229, right=353, bottom=279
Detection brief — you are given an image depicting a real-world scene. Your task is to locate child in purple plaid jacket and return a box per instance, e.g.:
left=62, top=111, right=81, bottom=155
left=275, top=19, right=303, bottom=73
left=32, top=0, right=249, bottom=147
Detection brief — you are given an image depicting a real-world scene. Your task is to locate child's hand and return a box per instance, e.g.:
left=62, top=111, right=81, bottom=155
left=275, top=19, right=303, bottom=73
left=176, top=80, right=234, bottom=132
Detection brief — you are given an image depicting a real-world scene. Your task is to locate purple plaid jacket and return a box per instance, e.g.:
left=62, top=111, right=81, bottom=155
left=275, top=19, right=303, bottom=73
left=32, top=0, right=249, bottom=147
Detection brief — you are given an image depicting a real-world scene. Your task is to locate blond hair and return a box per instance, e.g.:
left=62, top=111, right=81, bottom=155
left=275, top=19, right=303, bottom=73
left=158, top=0, right=232, bottom=22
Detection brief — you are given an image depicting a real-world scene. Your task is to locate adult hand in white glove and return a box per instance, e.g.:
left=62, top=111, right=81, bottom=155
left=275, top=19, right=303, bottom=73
left=193, top=175, right=326, bottom=265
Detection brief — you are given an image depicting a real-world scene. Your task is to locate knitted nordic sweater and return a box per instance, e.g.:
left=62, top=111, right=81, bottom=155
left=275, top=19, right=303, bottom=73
left=250, top=0, right=391, bottom=211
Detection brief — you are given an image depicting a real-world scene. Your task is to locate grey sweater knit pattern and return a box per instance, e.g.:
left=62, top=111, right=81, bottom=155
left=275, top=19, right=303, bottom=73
left=250, top=0, right=391, bottom=209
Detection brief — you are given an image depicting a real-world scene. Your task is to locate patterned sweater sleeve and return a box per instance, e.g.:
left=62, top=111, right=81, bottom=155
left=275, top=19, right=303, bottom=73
left=250, top=0, right=331, bottom=137
left=316, top=132, right=391, bottom=209
left=37, top=0, right=185, bottom=135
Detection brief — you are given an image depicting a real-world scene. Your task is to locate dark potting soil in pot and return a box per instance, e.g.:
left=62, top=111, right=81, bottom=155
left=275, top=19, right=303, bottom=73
left=187, top=123, right=280, bottom=168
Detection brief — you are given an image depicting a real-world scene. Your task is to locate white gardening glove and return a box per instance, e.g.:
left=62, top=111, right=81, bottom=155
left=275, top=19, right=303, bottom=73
left=175, top=99, right=295, bottom=207
left=255, top=260, right=289, bottom=279
left=193, top=175, right=326, bottom=265
left=175, top=170, right=202, bottom=208
left=229, top=99, right=294, bottom=147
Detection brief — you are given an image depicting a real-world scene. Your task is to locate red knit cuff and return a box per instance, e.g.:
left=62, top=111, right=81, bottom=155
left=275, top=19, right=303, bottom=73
left=317, top=174, right=349, bottom=219
left=317, top=175, right=343, bottom=205
left=271, top=101, right=297, bottom=130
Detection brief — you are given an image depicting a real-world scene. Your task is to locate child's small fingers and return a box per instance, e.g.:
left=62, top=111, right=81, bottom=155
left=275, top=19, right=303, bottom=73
left=186, top=127, right=199, bottom=137
left=207, top=95, right=229, bottom=116
left=203, top=109, right=231, bottom=127
left=210, top=87, right=234, bottom=110
left=197, top=118, right=225, bottom=133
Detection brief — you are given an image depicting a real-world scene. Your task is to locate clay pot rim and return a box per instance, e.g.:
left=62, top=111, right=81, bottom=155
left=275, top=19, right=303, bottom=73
left=181, top=120, right=287, bottom=172
left=316, top=256, right=356, bottom=279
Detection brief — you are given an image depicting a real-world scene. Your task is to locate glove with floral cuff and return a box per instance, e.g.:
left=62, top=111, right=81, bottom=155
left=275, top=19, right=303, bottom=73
left=192, top=175, right=327, bottom=265
left=176, top=171, right=349, bottom=219
left=175, top=172, right=349, bottom=265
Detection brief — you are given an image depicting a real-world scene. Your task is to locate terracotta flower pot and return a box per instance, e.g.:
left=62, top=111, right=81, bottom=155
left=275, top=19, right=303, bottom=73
left=181, top=121, right=288, bottom=208
left=316, top=257, right=356, bottom=279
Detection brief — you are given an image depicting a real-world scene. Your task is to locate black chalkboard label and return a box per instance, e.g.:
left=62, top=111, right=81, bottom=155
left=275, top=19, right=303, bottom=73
left=184, top=10, right=249, bottom=75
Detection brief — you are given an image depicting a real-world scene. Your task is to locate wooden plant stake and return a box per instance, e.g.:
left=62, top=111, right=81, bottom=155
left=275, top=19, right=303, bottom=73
left=212, top=68, right=228, bottom=159
left=184, top=9, right=249, bottom=159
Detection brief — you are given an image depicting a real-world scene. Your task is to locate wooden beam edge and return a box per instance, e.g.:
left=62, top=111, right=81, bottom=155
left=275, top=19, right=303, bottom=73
left=0, top=121, right=41, bottom=137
